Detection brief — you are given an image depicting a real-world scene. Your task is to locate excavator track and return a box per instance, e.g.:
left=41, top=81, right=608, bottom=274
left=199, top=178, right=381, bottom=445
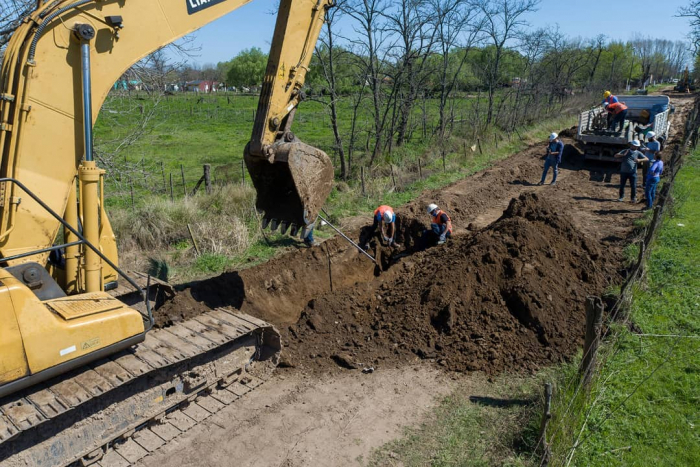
left=0, top=307, right=281, bottom=467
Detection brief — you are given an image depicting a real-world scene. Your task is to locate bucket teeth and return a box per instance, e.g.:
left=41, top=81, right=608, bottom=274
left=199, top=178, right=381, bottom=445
left=279, top=221, right=289, bottom=235
left=261, top=217, right=271, bottom=229
left=270, top=219, right=279, bottom=231
left=290, top=224, right=299, bottom=237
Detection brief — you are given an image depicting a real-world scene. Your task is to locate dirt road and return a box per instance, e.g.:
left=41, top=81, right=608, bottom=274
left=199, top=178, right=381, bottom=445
left=136, top=94, right=694, bottom=467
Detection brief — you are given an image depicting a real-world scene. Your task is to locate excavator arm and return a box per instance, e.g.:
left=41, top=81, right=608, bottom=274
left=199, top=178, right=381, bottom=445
left=0, top=0, right=334, bottom=288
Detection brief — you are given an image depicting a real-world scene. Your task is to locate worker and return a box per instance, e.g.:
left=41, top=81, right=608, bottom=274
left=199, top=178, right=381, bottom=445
left=641, top=132, right=660, bottom=187
left=603, top=91, right=619, bottom=105
left=644, top=151, right=664, bottom=210
left=427, top=203, right=452, bottom=245
left=614, top=140, right=648, bottom=203
left=361, top=205, right=397, bottom=248
left=605, top=101, right=629, bottom=133
left=538, top=132, right=564, bottom=186
left=304, top=228, right=316, bottom=247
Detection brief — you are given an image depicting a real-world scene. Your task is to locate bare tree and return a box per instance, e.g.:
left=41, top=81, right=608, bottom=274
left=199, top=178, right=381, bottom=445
left=678, top=2, right=700, bottom=53
left=313, top=4, right=349, bottom=179
left=476, top=0, right=540, bottom=126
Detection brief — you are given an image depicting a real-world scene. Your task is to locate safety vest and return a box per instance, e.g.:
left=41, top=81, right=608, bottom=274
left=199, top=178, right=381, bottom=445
left=608, top=102, right=628, bottom=115
left=431, top=209, right=453, bottom=233
left=374, top=205, right=395, bottom=222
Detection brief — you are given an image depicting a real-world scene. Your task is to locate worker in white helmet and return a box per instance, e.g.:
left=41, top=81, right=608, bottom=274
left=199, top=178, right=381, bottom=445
left=427, top=203, right=452, bottom=245
left=538, top=132, right=564, bottom=186
left=361, top=205, right=397, bottom=249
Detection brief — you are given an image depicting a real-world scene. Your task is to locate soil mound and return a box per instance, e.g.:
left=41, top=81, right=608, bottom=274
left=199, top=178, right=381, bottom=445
left=280, top=193, right=606, bottom=374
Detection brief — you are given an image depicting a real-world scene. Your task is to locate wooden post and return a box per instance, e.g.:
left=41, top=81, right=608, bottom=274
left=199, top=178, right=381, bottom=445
left=187, top=223, right=201, bottom=255
left=180, top=164, right=187, bottom=197
left=129, top=178, right=135, bottom=209
left=390, top=165, right=397, bottom=191
left=477, top=137, right=483, bottom=155
left=204, top=164, right=212, bottom=194
left=581, top=296, right=604, bottom=388
left=538, top=383, right=553, bottom=466
left=169, top=173, right=174, bottom=202
left=361, top=166, right=366, bottom=195
left=494, top=133, right=498, bottom=148
left=463, top=142, right=468, bottom=160
left=418, top=159, right=423, bottom=180
left=442, top=149, right=446, bottom=172
left=241, top=160, right=245, bottom=186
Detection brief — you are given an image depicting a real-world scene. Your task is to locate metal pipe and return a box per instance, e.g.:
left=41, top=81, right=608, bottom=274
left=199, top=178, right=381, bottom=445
left=317, top=214, right=377, bottom=265
left=64, top=178, right=80, bottom=293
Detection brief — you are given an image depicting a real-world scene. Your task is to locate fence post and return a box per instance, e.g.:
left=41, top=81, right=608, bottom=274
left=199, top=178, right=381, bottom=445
left=494, top=133, right=498, bottom=148
left=169, top=173, right=174, bottom=202
left=538, top=383, right=553, bottom=466
left=204, top=164, right=212, bottom=194
left=442, top=149, right=446, bottom=172
left=390, top=164, right=397, bottom=191
left=161, top=161, right=166, bottom=192
left=418, top=159, right=423, bottom=180
left=180, top=164, right=187, bottom=197
left=361, top=166, right=366, bottom=195
left=129, top=178, right=135, bottom=209
left=581, top=296, right=604, bottom=388
left=463, top=142, right=468, bottom=161
left=477, top=137, right=483, bottom=155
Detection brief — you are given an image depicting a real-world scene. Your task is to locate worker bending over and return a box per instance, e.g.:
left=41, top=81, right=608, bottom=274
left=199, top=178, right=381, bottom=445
left=361, top=205, right=397, bottom=248
left=427, top=204, right=452, bottom=245
left=603, top=90, right=619, bottom=105
left=605, top=101, right=628, bottom=133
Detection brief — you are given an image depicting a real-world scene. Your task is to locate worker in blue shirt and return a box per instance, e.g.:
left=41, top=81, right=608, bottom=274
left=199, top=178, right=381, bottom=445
left=538, top=133, right=564, bottom=185
left=641, top=132, right=661, bottom=188
left=603, top=91, right=619, bottom=105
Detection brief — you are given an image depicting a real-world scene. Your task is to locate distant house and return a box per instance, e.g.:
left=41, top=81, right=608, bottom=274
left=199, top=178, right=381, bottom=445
left=185, top=80, right=220, bottom=93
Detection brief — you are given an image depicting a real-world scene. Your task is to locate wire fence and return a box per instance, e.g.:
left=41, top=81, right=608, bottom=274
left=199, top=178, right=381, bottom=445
left=535, top=95, right=700, bottom=466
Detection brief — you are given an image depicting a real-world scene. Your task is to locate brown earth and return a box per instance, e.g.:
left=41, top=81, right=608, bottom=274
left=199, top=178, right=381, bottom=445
left=152, top=94, right=694, bottom=377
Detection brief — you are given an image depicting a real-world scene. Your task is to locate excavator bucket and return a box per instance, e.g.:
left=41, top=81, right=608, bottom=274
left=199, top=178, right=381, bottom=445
left=244, top=141, right=334, bottom=237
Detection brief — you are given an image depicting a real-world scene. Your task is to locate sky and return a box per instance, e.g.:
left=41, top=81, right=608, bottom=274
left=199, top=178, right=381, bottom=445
left=180, top=0, right=692, bottom=66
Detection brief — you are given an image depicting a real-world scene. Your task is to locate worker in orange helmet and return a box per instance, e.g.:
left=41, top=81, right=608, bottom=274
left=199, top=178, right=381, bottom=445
left=427, top=203, right=452, bottom=245
left=361, top=205, right=397, bottom=249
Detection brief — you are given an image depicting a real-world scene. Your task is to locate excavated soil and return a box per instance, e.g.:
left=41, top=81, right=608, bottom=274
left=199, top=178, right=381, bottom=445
left=151, top=93, right=695, bottom=376
left=280, top=193, right=607, bottom=374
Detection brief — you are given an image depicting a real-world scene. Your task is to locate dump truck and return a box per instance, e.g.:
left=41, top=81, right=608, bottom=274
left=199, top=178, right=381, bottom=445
left=576, top=95, right=672, bottom=162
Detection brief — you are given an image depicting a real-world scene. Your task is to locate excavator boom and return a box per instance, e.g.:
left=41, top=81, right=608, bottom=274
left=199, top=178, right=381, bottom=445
left=0, top=0, right=332, bottom=464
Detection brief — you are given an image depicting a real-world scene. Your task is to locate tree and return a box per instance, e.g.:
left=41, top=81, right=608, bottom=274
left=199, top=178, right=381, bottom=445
left=476, top=0, right=540, bottom=125
left=678, top=2, right=700, bottom=53
left=225, top=48, right=268, bottom=88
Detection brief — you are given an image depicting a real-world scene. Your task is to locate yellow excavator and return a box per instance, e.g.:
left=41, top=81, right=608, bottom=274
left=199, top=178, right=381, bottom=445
left=0, top=0, right=333, bottom=464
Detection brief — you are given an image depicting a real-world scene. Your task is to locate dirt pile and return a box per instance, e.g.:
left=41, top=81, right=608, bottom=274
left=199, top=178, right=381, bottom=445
left=280, top=193, right=608, bottom=374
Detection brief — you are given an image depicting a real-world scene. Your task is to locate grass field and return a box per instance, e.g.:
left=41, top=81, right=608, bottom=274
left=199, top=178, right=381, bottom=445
left=96, top=91, right=585, bottom=280
left=547, top=148, right=700, bottom=466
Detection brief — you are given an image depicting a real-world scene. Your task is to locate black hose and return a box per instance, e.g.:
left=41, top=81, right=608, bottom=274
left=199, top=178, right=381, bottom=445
left=28, top=0, right=93, bottom=62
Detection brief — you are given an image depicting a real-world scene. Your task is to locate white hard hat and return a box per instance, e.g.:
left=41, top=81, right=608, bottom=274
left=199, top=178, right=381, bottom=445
left=647, top=131, right=656, bottom=139
left=383, top=211, right=393, bottom=223
left=549, top=132, right=558, bottom=141
left=427, top=203, right=438, bottom=214
left=630, top=139, right=641, bottom=147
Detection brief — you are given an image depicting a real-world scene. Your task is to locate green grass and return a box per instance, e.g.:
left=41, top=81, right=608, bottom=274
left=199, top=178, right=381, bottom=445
left=368, top=375, right=549, bottom=467
left=548, top=148, right=700, bottom=466
left=97, top=91, right=587, bottom=278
